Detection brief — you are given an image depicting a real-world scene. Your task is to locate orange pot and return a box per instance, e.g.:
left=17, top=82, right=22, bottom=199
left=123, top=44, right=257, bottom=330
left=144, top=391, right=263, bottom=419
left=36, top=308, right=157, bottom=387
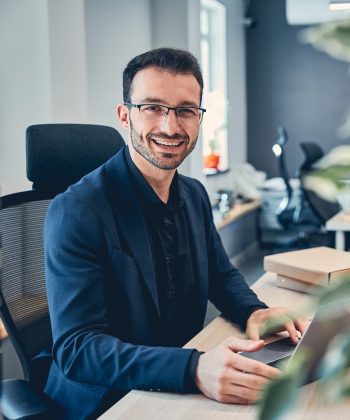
left=204, top=153, right=220, bottom=169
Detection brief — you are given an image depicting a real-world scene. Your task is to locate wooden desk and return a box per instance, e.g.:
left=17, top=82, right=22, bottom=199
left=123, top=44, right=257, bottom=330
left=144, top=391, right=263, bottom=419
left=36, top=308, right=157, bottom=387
left=326, top=211, right=350, bottom=250
left=99, top=273, right=350, bottom=420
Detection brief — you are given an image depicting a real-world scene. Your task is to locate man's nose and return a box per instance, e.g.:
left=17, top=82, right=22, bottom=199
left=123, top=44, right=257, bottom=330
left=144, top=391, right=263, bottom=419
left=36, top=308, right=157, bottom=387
left=160, top=109, right=183, bottom=133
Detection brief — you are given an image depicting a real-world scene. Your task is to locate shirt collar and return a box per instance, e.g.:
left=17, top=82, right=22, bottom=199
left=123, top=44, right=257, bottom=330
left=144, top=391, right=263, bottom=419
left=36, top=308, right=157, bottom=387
left=124, top=146, right=184, bottom=221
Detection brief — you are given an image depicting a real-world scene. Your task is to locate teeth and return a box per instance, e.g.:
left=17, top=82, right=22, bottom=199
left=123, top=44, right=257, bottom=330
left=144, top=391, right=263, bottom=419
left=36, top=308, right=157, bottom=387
left=153, top=139, right=181, bottom=147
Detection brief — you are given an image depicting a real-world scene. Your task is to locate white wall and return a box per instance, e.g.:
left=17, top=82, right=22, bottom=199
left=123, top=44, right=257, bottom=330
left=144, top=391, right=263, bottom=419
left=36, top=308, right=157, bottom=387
left=0, top=0, right=247, bottom=199
left=48, top=0, right=88, bottom=122
left=0, top=0, right=89, bottom=194
left=0, top=0, right=52, bottom=194
left=85, top=0, right=152, bottom=130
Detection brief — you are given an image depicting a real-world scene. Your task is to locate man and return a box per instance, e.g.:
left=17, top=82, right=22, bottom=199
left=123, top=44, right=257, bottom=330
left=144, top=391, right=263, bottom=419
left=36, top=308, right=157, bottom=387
left=44, top=48, right=306, bottom=419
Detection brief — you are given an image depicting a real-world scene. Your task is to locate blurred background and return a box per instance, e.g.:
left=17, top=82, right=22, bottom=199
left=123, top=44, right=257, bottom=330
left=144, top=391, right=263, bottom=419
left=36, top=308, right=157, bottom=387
left=1, top=0, right=350, bottom=199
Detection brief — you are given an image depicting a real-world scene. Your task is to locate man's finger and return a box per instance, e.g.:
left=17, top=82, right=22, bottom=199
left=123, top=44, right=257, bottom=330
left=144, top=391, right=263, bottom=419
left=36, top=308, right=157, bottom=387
left=284, top=319, right=299, bottom=344
left=225, top=336, right=264, bottom=353
left=223, top=383, right=262, bottom=403
left=246, top=321, right=260, bottom=341
left=229, top=369, right=270, bottom=391
left=295, top=317, right=309, bottom=335
left=231, top=353, right=281, bottom=380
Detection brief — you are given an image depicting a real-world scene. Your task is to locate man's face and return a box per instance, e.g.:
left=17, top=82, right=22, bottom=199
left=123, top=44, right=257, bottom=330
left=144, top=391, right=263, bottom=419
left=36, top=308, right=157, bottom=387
left=118, top=67, right=202, bottom=171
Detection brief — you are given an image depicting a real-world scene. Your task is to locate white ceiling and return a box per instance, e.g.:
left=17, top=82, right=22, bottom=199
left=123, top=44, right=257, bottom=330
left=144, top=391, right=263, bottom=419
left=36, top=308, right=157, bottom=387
left=286, top=0, right=350, bottom=25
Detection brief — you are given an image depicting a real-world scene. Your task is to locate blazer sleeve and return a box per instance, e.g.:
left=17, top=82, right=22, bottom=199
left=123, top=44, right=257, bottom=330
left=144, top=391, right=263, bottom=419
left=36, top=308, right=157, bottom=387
left=44, top=192, right=197, bottom=392
left=198, top=184, right=268, bottom=329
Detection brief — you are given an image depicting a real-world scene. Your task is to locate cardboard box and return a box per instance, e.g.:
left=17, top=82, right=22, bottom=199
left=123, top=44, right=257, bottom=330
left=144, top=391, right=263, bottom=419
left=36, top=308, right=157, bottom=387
left=275, top=274, right=319, bottom=294
left=264, top=247, right=350, bottom=286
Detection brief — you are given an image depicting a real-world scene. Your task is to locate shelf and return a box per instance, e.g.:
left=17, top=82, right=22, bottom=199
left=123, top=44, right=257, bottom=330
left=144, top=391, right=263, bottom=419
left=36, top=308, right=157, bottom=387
left=215, top=199, right=261, bottom=230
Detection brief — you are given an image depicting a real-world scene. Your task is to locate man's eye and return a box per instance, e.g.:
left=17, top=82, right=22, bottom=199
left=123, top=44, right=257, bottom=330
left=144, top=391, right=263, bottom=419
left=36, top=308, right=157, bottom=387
left=178, top=107, right=196, bottom=116
left=143, top=105, right=163, bottom=112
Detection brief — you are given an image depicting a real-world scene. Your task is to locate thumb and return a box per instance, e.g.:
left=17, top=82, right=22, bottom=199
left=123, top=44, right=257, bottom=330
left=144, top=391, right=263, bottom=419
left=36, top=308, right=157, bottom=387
left=224, top=336, right=265, bottom=353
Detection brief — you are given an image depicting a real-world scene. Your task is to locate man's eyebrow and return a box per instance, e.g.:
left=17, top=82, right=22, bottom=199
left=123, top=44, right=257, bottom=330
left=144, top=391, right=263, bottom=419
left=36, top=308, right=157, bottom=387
left=139, top=97, right=200, bottom=107
left=178, top=101, right=200, bottom=107
left=141, top=97, right=164, bottom=103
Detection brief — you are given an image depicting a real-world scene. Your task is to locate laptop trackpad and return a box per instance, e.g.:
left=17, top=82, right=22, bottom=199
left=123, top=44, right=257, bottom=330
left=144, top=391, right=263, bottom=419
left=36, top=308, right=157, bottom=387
left=239, top=337, right=296, bottom=366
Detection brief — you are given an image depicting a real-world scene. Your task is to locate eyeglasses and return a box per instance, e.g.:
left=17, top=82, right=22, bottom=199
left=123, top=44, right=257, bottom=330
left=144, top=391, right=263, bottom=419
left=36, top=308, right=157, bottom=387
left=124, top=102, right=206, bottom=125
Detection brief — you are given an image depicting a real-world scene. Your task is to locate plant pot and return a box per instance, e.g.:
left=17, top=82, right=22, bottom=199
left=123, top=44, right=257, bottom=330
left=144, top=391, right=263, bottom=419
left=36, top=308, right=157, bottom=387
left=204, top=153, right=220, bottom=169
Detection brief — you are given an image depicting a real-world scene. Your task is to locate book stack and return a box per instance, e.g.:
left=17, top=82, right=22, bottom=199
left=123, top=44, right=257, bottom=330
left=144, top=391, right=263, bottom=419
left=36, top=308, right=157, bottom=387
left=264, top=246, right=350, bottom=293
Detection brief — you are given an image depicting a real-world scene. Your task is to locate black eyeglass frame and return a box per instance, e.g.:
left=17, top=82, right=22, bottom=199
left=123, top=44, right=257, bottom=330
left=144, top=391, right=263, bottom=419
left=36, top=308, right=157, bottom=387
left=124, top=102, right=206, bottom=123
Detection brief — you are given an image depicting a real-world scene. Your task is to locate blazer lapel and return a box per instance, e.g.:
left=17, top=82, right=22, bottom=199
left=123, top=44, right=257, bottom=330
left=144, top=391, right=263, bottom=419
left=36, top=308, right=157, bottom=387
left=104, top=148, right=160, bottom=318
left=180, top=181, right=209, bottom=316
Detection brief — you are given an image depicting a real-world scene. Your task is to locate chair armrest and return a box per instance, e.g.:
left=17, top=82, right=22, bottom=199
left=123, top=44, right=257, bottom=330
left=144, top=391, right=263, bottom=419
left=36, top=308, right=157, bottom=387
left=1, top=379, right=59, bottom=420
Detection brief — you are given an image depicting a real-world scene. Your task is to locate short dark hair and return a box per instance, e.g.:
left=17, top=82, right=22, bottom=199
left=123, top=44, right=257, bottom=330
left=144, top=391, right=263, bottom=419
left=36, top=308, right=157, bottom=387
left=123, top=47, right=203, bottom=104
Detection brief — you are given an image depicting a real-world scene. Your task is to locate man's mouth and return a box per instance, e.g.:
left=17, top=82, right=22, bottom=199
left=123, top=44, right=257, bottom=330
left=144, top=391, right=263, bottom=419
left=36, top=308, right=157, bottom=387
left=151, top=138, right=186, bottom=149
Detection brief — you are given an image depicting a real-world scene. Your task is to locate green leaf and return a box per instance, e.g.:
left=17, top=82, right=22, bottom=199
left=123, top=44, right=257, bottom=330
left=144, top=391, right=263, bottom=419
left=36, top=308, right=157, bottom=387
left=317, top=276, right=350, bottom=307
left=301, top=20, right=350, bottom=63
left=317, top=371, right=350, bottom=401
left=258, top=350, right=311, bottom=420
left=259, top=374, right=298, bottom=420
left=339, top=375, right=350, bottom=397
left=259, top=278, right=350, bottom=418
left=317, top=333, right=350, bottom=381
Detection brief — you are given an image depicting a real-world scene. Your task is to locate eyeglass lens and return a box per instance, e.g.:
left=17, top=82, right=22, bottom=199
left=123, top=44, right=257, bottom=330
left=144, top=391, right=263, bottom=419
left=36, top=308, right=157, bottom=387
left=139, top=104, right=203, bottom=124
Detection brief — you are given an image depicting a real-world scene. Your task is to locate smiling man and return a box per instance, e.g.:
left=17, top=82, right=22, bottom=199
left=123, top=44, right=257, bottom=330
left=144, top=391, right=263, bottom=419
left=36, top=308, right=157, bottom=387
left=44, top=48, right=307, bottom=419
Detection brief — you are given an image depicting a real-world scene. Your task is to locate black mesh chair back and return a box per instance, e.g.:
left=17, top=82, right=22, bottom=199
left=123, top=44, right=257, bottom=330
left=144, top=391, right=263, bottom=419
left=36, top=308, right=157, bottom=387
left=1, top=191, right=54, bottom=384
left=0, top=124, right=125, bottom=387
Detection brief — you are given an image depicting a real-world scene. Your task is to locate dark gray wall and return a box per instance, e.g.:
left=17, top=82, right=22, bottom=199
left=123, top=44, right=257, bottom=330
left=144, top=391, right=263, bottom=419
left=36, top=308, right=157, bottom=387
left=246, top=0, right=350, bottom=178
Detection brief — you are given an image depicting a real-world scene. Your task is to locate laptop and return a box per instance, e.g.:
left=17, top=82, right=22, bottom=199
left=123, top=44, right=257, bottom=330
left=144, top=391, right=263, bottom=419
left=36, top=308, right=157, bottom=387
left=240, top=299, right=350, bottom=384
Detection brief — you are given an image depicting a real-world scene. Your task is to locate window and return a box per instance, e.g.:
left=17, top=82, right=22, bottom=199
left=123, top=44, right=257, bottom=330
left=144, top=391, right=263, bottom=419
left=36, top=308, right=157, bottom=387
left=200, top=0, right=228, bottom=175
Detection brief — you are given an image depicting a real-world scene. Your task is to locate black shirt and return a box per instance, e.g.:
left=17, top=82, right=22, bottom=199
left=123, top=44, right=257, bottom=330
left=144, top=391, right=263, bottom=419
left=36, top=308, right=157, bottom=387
left=125, top=148, right=201, bottom=390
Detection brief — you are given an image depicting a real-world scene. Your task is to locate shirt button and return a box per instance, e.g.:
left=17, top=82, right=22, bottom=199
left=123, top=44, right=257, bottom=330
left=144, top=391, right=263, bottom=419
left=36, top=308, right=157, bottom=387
left=165, top=256, right=172, bottom=264
left=167, top=285, right=175, bottom=299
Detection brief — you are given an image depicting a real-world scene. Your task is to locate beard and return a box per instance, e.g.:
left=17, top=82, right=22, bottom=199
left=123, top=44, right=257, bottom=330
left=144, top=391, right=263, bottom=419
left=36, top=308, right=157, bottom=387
left=129, top=119, right=198, bottom=170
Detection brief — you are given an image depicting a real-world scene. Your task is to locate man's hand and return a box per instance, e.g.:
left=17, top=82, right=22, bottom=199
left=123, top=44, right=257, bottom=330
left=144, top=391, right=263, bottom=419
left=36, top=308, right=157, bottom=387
left=195, top=337, right=280, bottom=404
left=246, top=307, right=309, bottom=344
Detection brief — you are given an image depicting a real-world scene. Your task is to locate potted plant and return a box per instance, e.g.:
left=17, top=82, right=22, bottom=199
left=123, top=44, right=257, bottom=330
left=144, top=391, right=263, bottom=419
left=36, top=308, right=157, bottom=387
left=202, top=90, right=228, bottom=172
left=203, top=138, right=220, bottom=169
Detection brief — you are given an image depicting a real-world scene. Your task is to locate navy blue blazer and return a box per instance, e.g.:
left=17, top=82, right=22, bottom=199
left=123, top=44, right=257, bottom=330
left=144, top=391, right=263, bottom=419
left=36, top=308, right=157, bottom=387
left=44, top=147, right=267, bottom=419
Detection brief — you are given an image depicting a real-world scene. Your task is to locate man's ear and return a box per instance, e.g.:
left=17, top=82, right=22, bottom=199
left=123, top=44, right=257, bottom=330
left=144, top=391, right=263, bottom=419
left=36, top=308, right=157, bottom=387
left=116, top=104, right=129, bottom=129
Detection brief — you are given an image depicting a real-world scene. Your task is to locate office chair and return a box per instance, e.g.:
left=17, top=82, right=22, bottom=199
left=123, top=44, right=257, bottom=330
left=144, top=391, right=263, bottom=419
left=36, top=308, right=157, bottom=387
left=260, top=130, right=336, bottom=250
left=299, top=142, right=340, bottom=225
left=271, top=127, right=295, bottom=228
left=1, top=124, right=125, bottom=419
